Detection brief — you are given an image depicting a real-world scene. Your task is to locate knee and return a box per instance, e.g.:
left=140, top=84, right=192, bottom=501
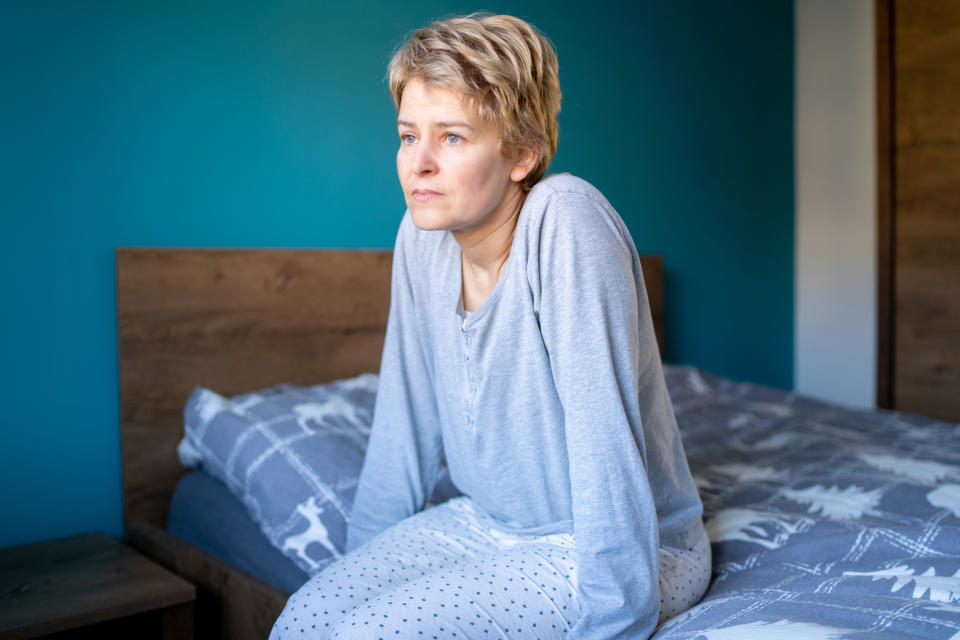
left=326, top=603, right=382, bottom=640
left=327, top=594, right=418, bottom=640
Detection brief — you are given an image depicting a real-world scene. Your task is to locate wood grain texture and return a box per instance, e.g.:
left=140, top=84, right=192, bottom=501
left=0, top=532, right=194, bottom=639
left=893, top=0, right=960, bottom=421
left=117, top=249, right=394, bottom=528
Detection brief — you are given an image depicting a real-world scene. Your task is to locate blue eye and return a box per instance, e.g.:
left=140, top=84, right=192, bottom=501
left=400, top=134, right=416, bottom=144
left=445, top=133, right=461, bottom=144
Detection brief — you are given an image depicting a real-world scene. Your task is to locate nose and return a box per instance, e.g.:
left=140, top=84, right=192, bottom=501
left=411, top=139, right=438, bottom=176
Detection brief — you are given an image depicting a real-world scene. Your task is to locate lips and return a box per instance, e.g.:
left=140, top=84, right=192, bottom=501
left=412, top=189, right=443, bottom=202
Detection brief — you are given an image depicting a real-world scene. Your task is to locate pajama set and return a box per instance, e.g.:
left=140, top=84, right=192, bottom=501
left=271, top=174, right=711, bottom=640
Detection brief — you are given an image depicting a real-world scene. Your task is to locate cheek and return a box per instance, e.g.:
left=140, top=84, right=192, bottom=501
left=465, top=155, right=512, bottom=197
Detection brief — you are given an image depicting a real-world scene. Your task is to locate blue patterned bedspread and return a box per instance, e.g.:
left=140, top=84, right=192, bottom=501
left=657, top=365, right=960, bottom=639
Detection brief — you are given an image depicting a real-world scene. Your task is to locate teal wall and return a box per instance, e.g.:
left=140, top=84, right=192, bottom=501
left=0, top=1, right=793, bottom=548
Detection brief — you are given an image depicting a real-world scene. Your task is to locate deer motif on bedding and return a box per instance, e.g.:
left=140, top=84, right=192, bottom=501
left=282, top=496, right=342, bottom=571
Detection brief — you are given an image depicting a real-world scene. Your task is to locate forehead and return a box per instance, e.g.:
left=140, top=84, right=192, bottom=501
left=397, top=78, right=481, bottom=123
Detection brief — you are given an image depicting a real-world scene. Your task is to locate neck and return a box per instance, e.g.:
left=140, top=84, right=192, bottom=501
left=454, top=184, right=526, bottom=277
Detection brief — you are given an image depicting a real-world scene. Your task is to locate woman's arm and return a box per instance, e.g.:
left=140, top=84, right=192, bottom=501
left=537, top=192, right=661, bottom=640
left=345, top=214, right=445, bottom=553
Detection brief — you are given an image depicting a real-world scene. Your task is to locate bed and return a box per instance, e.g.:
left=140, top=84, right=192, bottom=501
left=116, top=248, right=960, bottom=640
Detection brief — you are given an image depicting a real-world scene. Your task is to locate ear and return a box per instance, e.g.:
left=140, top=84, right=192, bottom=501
left=509, top=146, right=538, bottom=183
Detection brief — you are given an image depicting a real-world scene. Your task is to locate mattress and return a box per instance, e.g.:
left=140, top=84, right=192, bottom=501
left=167, top=469, right=309, bottom=594
left=167, top=364, right=960, bottom=638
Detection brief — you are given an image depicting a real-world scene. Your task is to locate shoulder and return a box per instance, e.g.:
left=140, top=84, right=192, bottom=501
left=527, top=173, right=612, bottom=211
left=391, top=212, right=430, bottom=280
left=396, top=210, right=421, bottom=244
left=395, top=210, right=454, bottom=259
left=521, top=173, right=632, bottom=255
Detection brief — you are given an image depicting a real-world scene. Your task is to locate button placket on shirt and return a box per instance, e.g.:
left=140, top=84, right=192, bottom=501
left=460, top=315, right=477, bottom=433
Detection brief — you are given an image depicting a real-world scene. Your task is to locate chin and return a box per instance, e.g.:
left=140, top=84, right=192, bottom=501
left=409, top=207, right=454, bottom=232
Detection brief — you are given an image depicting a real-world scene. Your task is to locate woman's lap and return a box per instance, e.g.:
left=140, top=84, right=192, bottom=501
left=269, top=496, right=709, bottom=639
left=329, top=540, right=580, bottom=639
left=269, top=497, right=579, bottom=639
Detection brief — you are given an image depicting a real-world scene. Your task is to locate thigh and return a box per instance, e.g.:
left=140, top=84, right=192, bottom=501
left=329, top=538, right=581, bottom=640
left=270, top=497, right=502, bottom=640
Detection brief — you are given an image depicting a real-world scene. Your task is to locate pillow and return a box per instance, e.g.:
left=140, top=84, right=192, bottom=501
left=177, top=373, right=460, bottom=576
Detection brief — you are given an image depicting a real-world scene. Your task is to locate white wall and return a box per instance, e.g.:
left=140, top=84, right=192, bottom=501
left=795, top=0, right=877, bottom=409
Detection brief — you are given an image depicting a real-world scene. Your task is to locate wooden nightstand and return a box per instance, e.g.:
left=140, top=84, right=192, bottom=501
left=0, top=532, right=195, bottom=639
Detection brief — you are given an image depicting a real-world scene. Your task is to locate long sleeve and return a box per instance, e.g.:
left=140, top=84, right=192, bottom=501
left=536, top=192, right=662, bottom=639
left=345, top=214, right=445, bottom=554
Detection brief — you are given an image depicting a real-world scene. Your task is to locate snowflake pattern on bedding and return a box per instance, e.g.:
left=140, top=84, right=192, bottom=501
left=654, top=365, right=960, bottom=639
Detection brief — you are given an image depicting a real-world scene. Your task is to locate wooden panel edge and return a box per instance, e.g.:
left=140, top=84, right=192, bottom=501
left=639, top=254, right=665, bottom=357
left=876, top=0, right=895, bottom=409
left=126, top=523, right=289, bottom=640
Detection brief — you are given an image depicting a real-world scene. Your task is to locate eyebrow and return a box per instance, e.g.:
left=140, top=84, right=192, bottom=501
left=397, top=119, right=475, bottom=131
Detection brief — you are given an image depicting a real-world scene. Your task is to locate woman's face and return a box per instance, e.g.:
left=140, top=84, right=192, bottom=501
left=396, top=78, right=531, bottom=234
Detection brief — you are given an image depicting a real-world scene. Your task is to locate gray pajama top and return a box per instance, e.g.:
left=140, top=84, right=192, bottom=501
left=346, top=173, right=706, bottom=639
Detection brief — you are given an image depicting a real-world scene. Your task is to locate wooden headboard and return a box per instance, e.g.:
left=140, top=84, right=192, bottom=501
left=116, top=248, right=665, bottom=530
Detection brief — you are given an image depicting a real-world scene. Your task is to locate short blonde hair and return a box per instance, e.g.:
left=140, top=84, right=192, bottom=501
left=388, top=13, right=561, bottom=190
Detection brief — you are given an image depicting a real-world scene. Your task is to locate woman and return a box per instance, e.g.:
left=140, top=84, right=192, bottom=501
left=271, top=13, right=709, bottom=640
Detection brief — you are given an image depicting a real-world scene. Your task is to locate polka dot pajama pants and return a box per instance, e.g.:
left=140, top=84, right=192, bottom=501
left=270, top=497, right=710, bottom=639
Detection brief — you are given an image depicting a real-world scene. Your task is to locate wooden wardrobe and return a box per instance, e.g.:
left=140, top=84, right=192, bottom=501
left=876, top=0, right=960, bottom=421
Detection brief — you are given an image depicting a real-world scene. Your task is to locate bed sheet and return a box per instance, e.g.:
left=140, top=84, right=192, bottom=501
left=167, top=364, right=960, bottom=638
left=655, top=366, right=960, bottom=639
left=167, top=469, right=310, bottom=594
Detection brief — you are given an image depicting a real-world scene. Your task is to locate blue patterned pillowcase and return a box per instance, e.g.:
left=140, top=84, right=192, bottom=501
left=177, top=373, right=459, bottom=576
